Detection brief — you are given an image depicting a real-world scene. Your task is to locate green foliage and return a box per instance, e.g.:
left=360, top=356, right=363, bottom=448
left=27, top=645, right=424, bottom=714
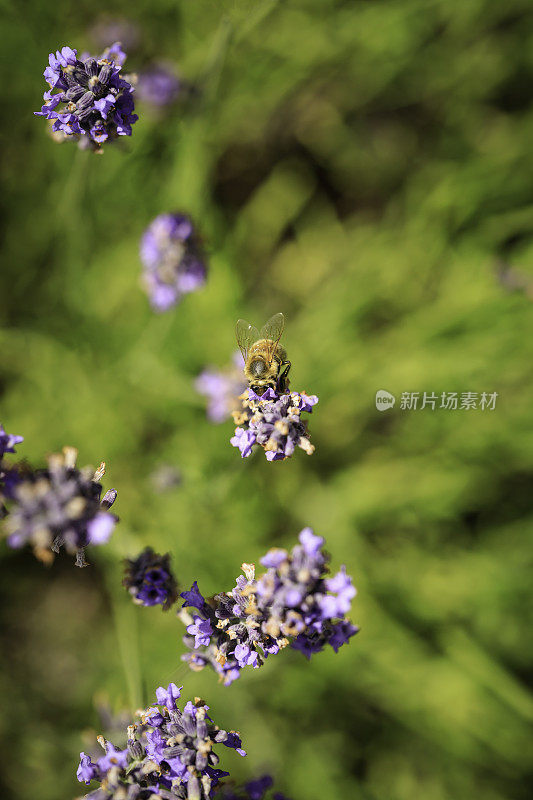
left=1, top=1, right=532, bottom=799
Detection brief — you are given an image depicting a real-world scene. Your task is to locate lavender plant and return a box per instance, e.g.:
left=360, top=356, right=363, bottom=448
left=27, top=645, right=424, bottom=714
left=77, top=682, right=246, bottom=800
left=35, top=43, right=138, bottom=149
left=179, top=528, right=358, bottom=685
left=2, top=446, right=117, bottom=566
left=195, top=353, right=247, bottom=423
left=140, top=213, right=207, bottom=312
left=230, top=389, right=318, bottom=461
left=123, top=547, right=178, bottom=610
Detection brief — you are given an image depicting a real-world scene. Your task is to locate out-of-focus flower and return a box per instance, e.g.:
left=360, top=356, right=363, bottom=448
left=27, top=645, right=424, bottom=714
left=34, top=43, right=138, bottom=150
left=137, top=62, right=181, bottom=106
left=94, top=697, right=132, bottom=737
left=219, top=774, right=290, bottom=800
left=495, top=259, right=533, bottom=300
left=140, top=213, right=207, bottom=312
left=231, top=389, right=318, bottom=461
left=2, top=447, right=117, bottom=566
left=99, top=42, right=127, bottom=67
left=179, top=529, right=357, bottom=685
left=77, top=683, right=246, bottom=799
left=123, top=547, right=178, bottom=610
left=149, top=463, right=182, bottom=493
left=196, top=353, right=247, bottom=423
left=90, top=18, right=141, bottom=52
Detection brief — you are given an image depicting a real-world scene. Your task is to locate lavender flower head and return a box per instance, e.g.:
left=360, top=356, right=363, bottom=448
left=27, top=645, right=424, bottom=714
left=123, top=547, right=178, bottom=610
left=2, top=447, right=117, bottom=567
left=137, top=63, right=181, bottom=107
left=196, top=353, right=247, bottom=423
left=140, top=213, right=207, bottom=312
left=179, top=564, right=279, bottom=687
left=77, top=683, right=246, bottom=800
left=35, top=43, right=138, bottom=149
left=179, top=529, right=357, bottom=686
left=258, top=528, right=358, bottom=660
left=231, top=389, right=318, bottom=461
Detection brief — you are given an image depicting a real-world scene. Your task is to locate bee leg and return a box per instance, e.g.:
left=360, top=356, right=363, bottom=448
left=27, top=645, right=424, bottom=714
left=278, top=361, right=291, bottom=393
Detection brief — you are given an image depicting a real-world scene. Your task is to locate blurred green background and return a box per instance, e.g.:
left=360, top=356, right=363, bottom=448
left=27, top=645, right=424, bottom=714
left=1, top=0, right=533, bottom=798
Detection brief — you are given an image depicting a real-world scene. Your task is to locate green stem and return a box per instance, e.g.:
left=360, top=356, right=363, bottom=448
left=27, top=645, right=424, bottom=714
left=108, top=565, right=143, bottom=711
left=56, top=147, right=91, bottom=234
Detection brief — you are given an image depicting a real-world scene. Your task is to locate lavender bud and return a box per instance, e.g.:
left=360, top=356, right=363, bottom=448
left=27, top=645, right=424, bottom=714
left=123, top=547, right=178, bottom=610
left=84, top=57, right=98, bottom=76
left=98, top=64, right=112, bottom=85
left=73, top=67, right=90, bottom=86
left=77, top=90, right=95, bottom=111
left=187, top=773, right=201, bottom=800
left=65, top=85, right=85, bottom=101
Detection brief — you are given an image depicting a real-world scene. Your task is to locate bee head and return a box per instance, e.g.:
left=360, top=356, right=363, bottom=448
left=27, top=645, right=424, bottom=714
left=251, top=380, right=276, bottom=396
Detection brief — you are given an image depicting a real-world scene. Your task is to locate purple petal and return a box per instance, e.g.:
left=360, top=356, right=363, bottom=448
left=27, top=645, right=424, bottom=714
left=87, top=511, right=116, bottom=544
left=298, top=527, right=324, bottom=555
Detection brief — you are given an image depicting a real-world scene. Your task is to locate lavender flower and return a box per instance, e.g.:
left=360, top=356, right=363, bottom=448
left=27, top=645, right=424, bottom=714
left=0, top=425, right=25, bottom=520
left=179, top=529, right=357, bottom=685
left=0, top=425, right=23, bottom=460
left=34, top=43, right=138, bottom=149
left=179, top=564, right=277, bottom=686
left=257, top=528, right=358, bottom=659
left=140, top=213, right=207, bottom=312
left=123, top=547, right=178, bottom=610
left=137, top=63, right=181, bottom=107
left=195, top=353, right=247, bottom=423
left=77, top=683, right=246, bottom=800
left=2, top=447, right=117, bottom=566
left=231, top=389, right=318, bottom=461
left=0, top=461, right=30, bottom=517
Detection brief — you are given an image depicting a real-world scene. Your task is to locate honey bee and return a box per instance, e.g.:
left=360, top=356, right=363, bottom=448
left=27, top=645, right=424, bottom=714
left=236, top=312, right=291, bottom=395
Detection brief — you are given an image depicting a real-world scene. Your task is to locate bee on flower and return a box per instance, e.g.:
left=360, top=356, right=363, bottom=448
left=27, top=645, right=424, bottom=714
left=231, top=314, right=318, bottom=460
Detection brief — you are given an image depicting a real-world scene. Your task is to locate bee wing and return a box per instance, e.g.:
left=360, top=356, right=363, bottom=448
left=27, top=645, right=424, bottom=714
left=260, top=312, right=285, bottom=361
left=236, top=319, right=261, bottom=361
